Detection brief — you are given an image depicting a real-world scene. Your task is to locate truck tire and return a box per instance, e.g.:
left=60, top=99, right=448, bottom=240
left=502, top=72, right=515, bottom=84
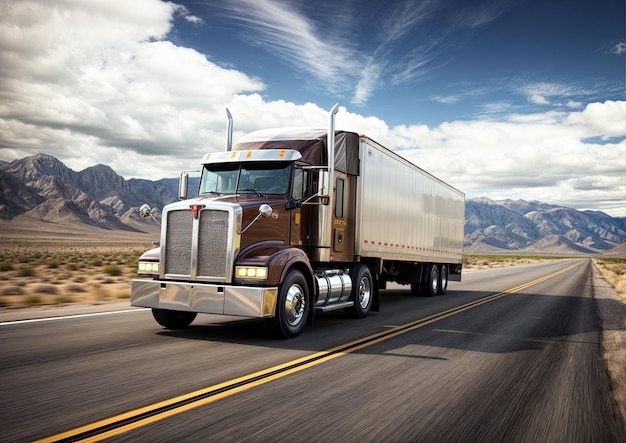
left=266, top=269, right=309, bottom=339
left=152, top=308, right=197, bottom=329
left=421, top=264, right=439, bottom=297
left=438, top=265, right=448, bottom=295
left=345, top=264, right=373, bottom=318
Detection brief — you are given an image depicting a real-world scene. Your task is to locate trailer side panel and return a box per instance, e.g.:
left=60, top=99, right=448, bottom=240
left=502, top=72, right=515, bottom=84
left=355, top=137, right=464, bottom=264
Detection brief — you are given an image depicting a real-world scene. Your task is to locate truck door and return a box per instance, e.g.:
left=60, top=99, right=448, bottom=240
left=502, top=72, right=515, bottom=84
left=331, top=172, right=356, bottom=262
left=289, top=166, right=313, bottom=248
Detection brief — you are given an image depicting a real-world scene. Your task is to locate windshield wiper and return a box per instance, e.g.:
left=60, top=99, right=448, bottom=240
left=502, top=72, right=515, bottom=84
left=238, top=188, right=264, bottom=196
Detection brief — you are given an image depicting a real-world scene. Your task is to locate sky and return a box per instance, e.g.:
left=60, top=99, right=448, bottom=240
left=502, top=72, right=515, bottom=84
left=0, top=0, right=625, bottom=216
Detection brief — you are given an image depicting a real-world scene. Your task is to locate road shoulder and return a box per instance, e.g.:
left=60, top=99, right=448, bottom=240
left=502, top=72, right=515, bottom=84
left=593, top=262, right=626, bottom=427
left=0, top=299, right=140, bottom=323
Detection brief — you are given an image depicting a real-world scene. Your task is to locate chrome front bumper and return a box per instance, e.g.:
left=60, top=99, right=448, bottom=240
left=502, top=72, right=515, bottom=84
left=131, top=279, right=278, bottom=318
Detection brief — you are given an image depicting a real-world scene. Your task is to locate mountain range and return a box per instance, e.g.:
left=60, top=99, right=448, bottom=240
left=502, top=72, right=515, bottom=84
left=1, top=154, right=625, bottom=255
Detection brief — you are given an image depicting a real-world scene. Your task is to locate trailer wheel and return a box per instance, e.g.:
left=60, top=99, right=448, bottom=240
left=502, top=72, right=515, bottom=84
left=421, top=264, right=439, bottom=297
left=345, top=265, right=373, bottom=319
left=266, top=269, right=309, bottom=339
left=438, top=265, right=448, bottom=295
left=152, top=308, right=197, bottom=329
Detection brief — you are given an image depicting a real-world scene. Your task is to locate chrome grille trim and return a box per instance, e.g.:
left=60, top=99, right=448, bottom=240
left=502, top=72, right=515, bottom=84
left=161, top=201, right=242, bottom=283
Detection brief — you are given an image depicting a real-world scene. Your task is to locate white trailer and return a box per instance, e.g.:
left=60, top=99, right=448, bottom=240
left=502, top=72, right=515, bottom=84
left=356, top=136, right=464, bottom=290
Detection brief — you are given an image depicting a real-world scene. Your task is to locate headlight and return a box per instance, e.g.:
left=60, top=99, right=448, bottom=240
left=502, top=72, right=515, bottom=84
left=235, top=266, right=268, bottom=279
left=138, top=261, right=160, bottom=274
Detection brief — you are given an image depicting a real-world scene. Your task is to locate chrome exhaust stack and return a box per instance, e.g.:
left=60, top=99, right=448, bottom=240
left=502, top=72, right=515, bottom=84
left=225, top=108, right=233, bottom=151
left=316, top=103, right=340, bottom=261
left=326, top=103, right=339, bottom=189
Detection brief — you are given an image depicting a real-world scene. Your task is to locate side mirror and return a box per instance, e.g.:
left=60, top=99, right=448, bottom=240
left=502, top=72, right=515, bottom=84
left=179, top=171, right=189, bottom=200
left=139, top=204, right=152, bottom=218
left=259, top=204, right=273, bottom=218
left=139, top=204, right=160, bottom=225
left=241, top=204, right=274, bottom=234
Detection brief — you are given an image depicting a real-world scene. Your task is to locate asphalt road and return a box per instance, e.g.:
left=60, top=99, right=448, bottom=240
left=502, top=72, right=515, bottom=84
left=1, top=259, right=624, bottom=442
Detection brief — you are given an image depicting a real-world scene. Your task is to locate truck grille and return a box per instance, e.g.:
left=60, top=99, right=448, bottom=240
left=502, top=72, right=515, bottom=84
left=164, top=208, right=232, bottom=282
left=164, top=211, right=193, bottom=276
left=198, top=211, right=229, bottom=278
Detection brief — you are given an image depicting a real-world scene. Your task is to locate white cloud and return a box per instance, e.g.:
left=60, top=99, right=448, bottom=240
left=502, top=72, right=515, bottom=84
left=0, top=0, right=264, bottom=178
left=518, top=81, right=604, bottom=108
left=215, top=0, right=359, bottom=95
left=330, top=101, right=626, bottom=217
left=452, top=1, right=511, bottom=28
left=529, top=94, right=550, bottom=105
left=0, top=0, right=625, bottom=217
left=566, top=100, right=583, bottom=108
left=610, top=41, right=626, bottom=55
left=353, top=59, right=383, bottom=106
left=565, top=100, right=626, bottom=139
left=379, top=0, right=439, bottom=44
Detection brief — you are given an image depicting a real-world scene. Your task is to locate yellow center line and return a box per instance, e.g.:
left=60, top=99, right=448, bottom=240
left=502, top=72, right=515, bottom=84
left=37, top=260, right=583, bottom=443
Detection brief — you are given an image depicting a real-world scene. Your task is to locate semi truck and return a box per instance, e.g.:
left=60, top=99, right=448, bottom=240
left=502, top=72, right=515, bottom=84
left=131, top=104, right=465, bottom=338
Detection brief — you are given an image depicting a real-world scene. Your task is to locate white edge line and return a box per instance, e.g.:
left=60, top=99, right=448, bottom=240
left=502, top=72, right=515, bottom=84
left=0, top=308, right=148, bottom=326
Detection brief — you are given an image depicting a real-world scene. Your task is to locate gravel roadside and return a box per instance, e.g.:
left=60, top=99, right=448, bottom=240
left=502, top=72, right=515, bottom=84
left=0, top=299, right=143, bottom=323
left=593, top=262, right=626, bottom=428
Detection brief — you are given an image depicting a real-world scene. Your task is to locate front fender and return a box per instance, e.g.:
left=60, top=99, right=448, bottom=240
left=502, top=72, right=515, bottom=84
left=235, top=241, right=313, bottom=286
left=139, top=247, right=160, bottom=261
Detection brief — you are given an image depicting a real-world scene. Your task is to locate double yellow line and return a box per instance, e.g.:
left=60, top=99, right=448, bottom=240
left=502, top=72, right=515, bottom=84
left=38, top=260, right=583, bottom=442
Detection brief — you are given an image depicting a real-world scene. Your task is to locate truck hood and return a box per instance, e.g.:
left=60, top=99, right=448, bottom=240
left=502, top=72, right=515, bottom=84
left=177, top=193, right=287, bottom=213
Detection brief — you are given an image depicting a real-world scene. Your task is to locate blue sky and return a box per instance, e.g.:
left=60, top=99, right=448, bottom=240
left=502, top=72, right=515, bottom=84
left=0, top=0, right=625, bottom=215
left=172, top=0, right=623, bottom=125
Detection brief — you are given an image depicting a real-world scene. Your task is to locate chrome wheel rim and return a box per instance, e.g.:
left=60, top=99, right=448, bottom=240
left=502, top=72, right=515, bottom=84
left=358, top=276, right=371, bottom=309
left=285, top=284, right=306, bottom=326
left=431, top=268, right=439, bottom=293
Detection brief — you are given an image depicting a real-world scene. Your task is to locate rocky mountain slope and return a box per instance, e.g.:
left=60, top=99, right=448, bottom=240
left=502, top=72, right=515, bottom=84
left=0, top=154, right=197, bottom=232
left=465, top=197, right=626, bottom=254
left=1, top=154, right=625, bottom=254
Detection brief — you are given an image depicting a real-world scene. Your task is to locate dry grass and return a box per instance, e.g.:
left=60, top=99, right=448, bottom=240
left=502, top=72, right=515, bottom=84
left=462, top=254, right=561, bottom=270
left=594, top=258, right=626, bottom=303
left=1, top=243, right=624, bottom=308
left=0, top=240, right=153, bottom=308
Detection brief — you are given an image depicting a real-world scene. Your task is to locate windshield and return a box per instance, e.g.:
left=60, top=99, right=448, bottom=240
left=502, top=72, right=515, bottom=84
left=199, top=162, right=292, bottom=196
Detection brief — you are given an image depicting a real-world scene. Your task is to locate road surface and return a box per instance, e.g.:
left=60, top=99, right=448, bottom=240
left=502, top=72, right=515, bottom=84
left=1, top=259, right=624, bottom=442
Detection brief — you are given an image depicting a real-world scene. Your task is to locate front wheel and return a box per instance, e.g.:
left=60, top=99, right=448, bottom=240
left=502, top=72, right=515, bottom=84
left=345, top=265, right=373, bottom=318
left=266, top=269, right=309, bottom=339
left=152, top=308, right=197, bottom=329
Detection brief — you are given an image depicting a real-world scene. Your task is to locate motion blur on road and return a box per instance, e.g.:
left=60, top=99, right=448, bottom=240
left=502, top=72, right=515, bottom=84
left=1, top=259, right=625, bottom=442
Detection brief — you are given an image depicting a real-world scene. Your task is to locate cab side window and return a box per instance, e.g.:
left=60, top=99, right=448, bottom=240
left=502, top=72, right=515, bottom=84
left=335, top=177, right=345, bottom=219
left=293, top=168, right=310, bottom=200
